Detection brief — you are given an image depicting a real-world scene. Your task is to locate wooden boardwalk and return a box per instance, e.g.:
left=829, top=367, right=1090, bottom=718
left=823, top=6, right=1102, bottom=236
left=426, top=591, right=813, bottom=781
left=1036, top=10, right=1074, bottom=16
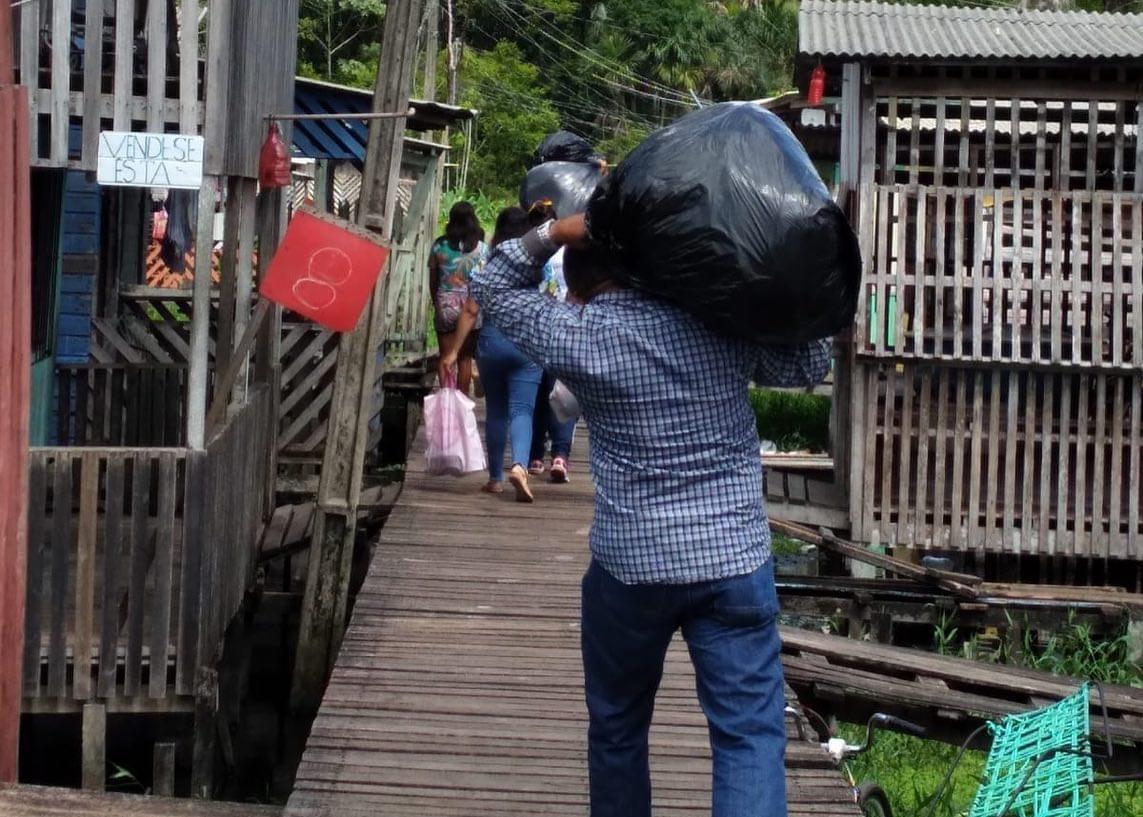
left=288, top=420, right=860, bottom=816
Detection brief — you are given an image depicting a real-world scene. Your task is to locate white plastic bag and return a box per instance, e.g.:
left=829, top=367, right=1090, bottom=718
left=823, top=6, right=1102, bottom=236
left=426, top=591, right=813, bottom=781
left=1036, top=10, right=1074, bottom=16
left=549, top=380, right=581, bottom=424
left=424, top=385, right=486, bottom=476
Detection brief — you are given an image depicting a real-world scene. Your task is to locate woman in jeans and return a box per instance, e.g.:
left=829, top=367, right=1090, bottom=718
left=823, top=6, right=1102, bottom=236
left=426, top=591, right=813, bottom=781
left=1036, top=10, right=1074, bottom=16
left=524, top=201, right=577, bottom=482
left=438, top=207, right=541, bottom=502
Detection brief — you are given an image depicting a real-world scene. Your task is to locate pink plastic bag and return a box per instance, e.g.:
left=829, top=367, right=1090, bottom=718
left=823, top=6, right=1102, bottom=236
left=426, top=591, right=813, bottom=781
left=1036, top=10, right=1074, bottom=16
left=424, top=383, right=486, bottom=476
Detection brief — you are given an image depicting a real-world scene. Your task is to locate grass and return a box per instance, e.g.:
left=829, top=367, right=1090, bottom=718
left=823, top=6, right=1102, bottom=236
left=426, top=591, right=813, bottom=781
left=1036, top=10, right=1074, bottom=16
left=749, top=388, right=831, bottom=452
left=839, top=615, right=1143, bottom=816
left=841, top=727, right=1143, bottom=817
left=841, top=726, right=1143, bottom=813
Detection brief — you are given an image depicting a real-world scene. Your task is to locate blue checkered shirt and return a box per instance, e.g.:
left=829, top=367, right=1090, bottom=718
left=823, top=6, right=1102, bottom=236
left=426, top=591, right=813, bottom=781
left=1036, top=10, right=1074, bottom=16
left=471, top=226, right=832, bottom=585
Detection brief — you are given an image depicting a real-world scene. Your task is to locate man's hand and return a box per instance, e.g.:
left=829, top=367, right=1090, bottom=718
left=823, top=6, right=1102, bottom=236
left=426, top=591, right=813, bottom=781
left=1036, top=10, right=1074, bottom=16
left=437, top=349, right=458, bottom=388
left=549, top=214, right=588, bottom=249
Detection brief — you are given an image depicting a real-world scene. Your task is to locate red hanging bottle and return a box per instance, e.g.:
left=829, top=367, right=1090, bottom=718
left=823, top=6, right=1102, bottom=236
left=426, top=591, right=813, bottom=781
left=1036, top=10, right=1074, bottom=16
left=807, top=65, right=826, bottom=107
left=259, top=122, right=291, bottom=188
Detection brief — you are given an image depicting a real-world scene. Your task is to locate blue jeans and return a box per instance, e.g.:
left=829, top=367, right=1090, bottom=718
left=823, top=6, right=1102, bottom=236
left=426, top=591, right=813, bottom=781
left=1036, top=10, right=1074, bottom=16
left=476, top=325, right=542, bottom=482
left=531, top=369, right=577, bottom=462
left=581, top=559, right=787, bottom=817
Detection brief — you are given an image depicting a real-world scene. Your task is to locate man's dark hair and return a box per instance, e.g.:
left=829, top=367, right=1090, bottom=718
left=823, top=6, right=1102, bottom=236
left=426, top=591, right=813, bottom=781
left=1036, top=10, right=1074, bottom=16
left=564, top=243, right=623, bottom=302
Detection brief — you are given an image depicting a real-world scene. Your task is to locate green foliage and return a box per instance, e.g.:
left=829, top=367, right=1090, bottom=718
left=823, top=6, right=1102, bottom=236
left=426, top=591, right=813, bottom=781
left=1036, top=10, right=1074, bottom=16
left=439, top=189, right=516, bottom=236
left=298, top=0, right=387, bottom=85
left=450, top=42, right=562, bottom=198
left=748, top=388, right=831, bottom=452
left=770, top=533, right=806, bottom=557
left=1018, top=613, right=1143, bottom=687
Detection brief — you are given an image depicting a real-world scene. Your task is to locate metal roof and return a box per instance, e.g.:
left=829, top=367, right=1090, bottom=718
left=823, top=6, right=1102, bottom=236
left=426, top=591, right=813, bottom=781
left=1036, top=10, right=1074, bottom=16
left=292, top=77, right=475, bottom=163
left=799, top=0, right=1143, bottom=62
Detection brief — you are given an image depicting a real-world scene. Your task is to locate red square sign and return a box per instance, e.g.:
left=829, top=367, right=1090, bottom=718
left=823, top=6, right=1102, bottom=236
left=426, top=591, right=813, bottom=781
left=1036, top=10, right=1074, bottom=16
left=259, top=208, right=390, bottom=332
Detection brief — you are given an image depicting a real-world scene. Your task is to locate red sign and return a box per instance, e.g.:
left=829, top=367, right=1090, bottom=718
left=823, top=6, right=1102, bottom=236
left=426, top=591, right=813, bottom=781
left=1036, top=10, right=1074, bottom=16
left=259, top=209, right=390, bottom=331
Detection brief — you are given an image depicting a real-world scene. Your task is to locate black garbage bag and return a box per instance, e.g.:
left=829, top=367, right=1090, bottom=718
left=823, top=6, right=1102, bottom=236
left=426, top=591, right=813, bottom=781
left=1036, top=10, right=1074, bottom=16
left=532, top=131, right=599, bottom=166
left=585, top=102, right=861, bottom=344
left=520, top=161, right=604, bottom=219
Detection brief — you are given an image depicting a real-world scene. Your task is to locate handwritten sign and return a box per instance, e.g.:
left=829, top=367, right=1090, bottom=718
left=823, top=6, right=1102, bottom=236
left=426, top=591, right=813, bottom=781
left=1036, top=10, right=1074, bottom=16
left=259, top=209, right=390, bottom=332
left=97, top=131, right=204, bottom=189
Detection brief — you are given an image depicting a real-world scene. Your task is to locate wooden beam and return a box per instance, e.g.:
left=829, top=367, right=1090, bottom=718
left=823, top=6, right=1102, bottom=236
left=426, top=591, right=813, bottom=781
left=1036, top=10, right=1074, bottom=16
left=291, top=0, right=426, bottom=713
left=770, top=518, right=981, bottom=598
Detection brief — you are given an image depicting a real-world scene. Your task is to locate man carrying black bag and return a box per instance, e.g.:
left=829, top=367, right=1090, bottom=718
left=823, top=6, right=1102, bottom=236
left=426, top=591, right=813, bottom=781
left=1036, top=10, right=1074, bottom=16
left=470, top=213, right=831, bottom=817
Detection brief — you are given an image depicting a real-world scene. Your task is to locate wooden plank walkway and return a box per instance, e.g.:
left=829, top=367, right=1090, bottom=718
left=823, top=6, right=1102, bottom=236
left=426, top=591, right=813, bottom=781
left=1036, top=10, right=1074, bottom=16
left=287, top=419, right=859, bottom=816
left=0, top=785, right=280, bottom=817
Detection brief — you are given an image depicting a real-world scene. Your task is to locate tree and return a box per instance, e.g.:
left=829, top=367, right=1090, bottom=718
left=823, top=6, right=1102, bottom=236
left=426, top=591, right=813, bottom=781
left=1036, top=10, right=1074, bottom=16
left=298, top=0, right=388, bottom=85
left=450, top=41, right=561, bottom=197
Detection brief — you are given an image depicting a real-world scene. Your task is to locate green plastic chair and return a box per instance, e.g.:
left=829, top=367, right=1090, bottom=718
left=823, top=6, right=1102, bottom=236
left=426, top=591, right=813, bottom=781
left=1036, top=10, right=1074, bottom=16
left=924, top=682, right=1137, bottom=817
left=968, top=684, right=1093, bottom=817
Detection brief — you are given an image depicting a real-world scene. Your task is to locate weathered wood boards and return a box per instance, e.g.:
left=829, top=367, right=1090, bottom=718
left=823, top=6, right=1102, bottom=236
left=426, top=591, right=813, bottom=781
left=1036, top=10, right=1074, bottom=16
left=847, top=71, right=1143, bottom=568
left=287, top=418, right=861, bottom=816
left=0, top=6, right=32, bottom=780
left=22, top=389, right=273, bottom=709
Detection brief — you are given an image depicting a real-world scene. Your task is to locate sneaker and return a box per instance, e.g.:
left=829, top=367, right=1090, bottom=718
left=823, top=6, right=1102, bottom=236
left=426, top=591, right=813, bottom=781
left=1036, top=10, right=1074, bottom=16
left=550, top=457, right=569, bottom=484
left=528, top=459, right=545, bottom=476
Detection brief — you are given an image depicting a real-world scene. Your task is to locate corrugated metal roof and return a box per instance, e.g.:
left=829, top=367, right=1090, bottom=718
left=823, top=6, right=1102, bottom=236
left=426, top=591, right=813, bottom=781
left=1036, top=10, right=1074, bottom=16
left=292, top=78, right=475, bottom=163
left=799, top=0, right=1143, bottom=61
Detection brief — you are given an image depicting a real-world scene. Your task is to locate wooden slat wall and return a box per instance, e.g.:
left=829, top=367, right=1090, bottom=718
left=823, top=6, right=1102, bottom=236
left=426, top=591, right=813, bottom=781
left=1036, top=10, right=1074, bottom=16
left=195, top=387, right=273, bottom=668
left=852, top=362, right=1143, bottom=562
left=24, top=391, right=272, bottom=705
left=0, top=31, right=33, bottom=778
left=24, top=448, right=192, bottom=703
left=56, top=364, right=189, bottom=447
left=857, top=185, right=1142, bottom=371
left=15, top=0, right=194, bottom=168
left=15, top=0, right=298, bottom=174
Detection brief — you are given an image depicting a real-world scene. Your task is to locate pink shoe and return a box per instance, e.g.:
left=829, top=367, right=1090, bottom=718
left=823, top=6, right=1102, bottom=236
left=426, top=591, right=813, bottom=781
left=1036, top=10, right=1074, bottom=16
left=550, top=457, right=569, bottom=484
left=528, top=459, right=545, bottom=476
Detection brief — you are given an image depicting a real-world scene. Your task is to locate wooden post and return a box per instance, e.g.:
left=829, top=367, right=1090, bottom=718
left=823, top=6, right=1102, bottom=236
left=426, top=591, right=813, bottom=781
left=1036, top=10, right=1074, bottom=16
left=187, top=0, right=233, bottom=449
left=423, top=0, right=439, bottom=102
left=81, top=703, right=106, bottom=791
left=0, top=0, right=30, bottom=783
left=291, top=0, right=426, bottom=713
left=153, top=742, right=177, bottom=797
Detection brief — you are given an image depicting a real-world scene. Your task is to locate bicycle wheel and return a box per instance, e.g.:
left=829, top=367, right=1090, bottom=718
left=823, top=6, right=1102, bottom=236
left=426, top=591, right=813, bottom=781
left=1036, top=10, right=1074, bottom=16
left=856, top=782, right=893, bottom=817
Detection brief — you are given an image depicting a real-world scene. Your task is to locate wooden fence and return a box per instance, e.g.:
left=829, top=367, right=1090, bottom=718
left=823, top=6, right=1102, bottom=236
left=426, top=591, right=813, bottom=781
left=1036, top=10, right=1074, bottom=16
left=23, top=389, right=273, bottom=710
left=854, top=363, right=1143, bottom=560
left=17, top=0, right=203, bottom=168
left=56, top=363, right=190, bottom=447
left=857, top=186, right=1142, bottom=370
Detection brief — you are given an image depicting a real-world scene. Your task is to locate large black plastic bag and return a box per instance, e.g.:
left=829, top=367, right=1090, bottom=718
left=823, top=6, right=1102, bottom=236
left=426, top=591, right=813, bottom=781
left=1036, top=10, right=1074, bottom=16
left=520, top=161, right=604, bottom=219
left=532, top=131, right=599, bottom=166
left=586, top=102, right=861, bottom=344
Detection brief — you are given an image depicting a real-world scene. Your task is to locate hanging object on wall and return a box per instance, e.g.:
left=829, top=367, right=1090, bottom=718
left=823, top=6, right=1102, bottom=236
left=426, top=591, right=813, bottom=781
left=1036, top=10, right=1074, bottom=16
left=259, top=122, right=292, bottom=188
left=259, top=208, right=390, bottom=332
left=807, top=64, right=826, bottom=107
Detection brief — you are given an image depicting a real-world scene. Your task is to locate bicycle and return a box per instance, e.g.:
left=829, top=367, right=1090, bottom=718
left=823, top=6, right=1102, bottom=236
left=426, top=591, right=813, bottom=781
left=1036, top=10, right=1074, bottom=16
left=786, top=704, right=928, bottom=817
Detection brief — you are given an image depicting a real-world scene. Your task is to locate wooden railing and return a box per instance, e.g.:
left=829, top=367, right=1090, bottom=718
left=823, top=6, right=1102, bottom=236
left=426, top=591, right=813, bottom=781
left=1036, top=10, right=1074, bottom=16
left=56, top=363, right=190, bottom=447
left=857, top=185, right=1142, bottom=370
left=23, top=389, right=273, bottom=709
left=852, top=362, right=1143, bottom=560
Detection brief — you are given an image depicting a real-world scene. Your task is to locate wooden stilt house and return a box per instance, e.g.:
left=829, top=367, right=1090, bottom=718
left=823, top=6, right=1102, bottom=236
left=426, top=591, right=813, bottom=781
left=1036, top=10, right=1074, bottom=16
left=13, top=0, right=300, bottom=792
left=799, top=1, right=1143, bottom=587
